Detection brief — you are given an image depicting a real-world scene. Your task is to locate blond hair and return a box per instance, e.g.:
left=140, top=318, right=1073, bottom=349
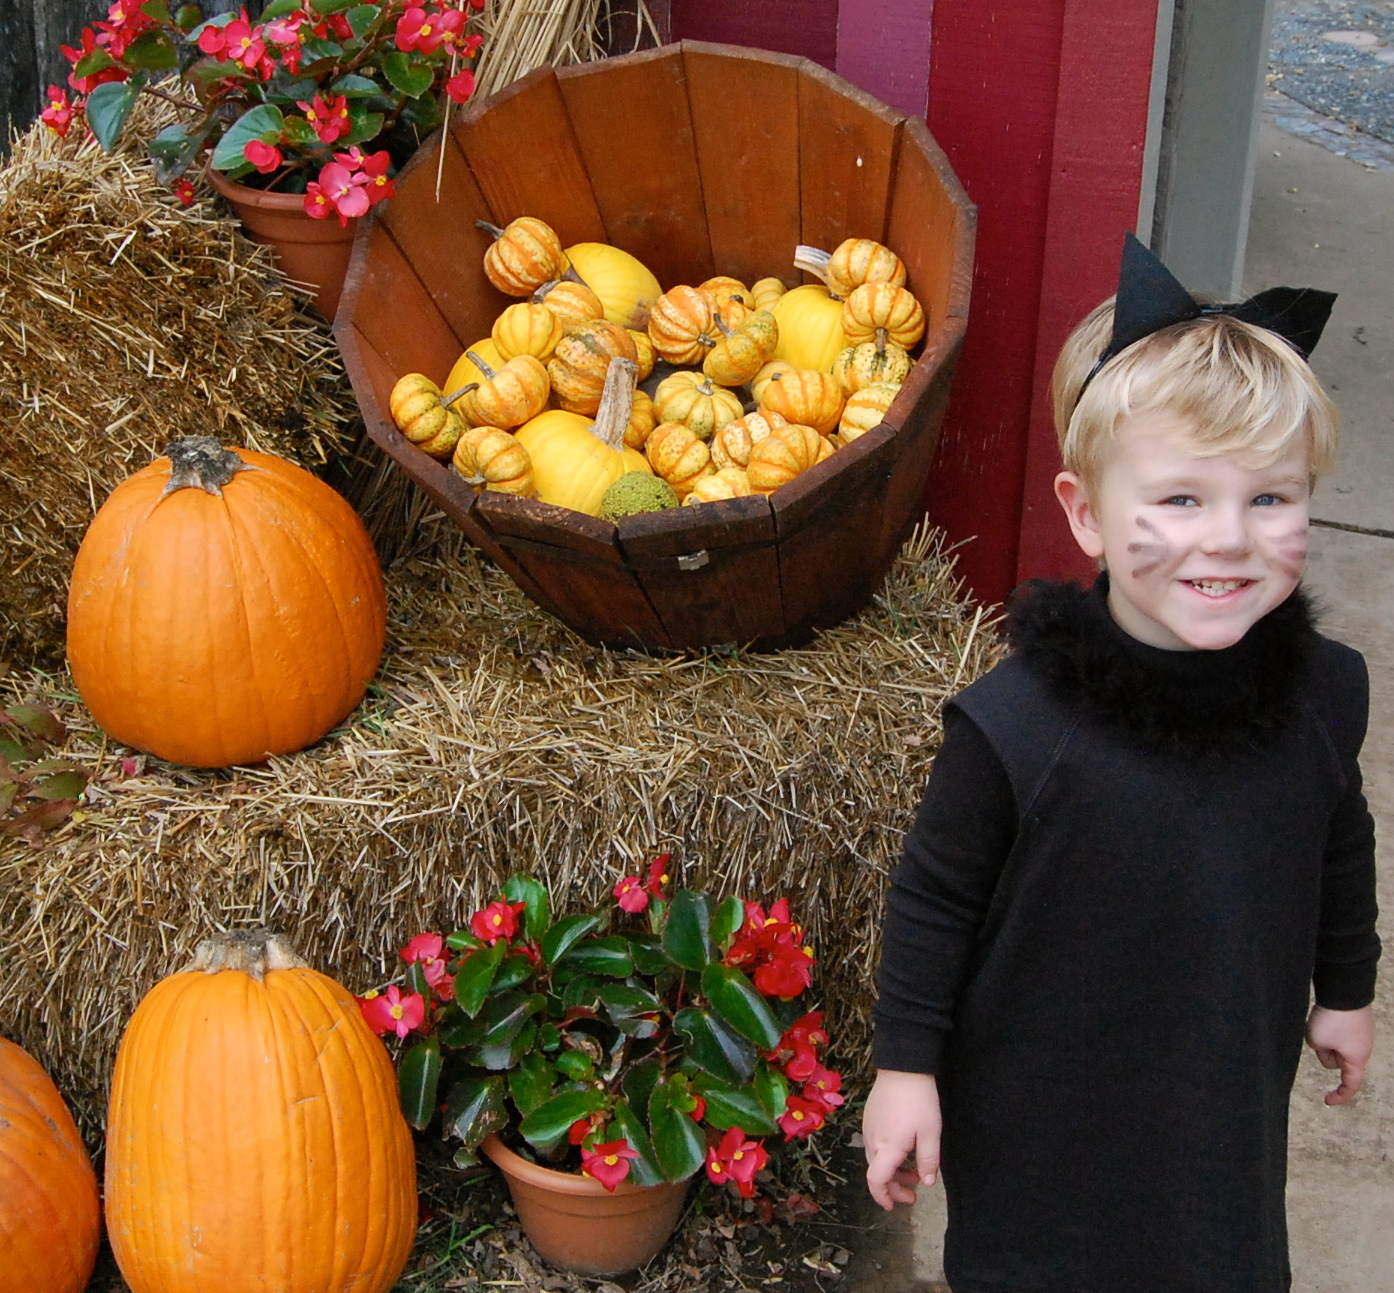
left=1052, top=299, right=1339, bottom=488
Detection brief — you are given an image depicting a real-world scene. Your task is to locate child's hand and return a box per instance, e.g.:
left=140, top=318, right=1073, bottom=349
left=1305, top=1004, right=1375, bottom=1105
left=862, top=1069, right=941, bottom=1211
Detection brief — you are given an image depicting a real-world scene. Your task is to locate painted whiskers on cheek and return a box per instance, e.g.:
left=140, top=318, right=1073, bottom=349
left=1272, top=526, right=1309, bottom=580
left=1127, top=516, right=1173, bottom=578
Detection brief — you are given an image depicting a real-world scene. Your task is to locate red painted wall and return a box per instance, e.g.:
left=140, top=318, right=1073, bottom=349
left=669, top=0, right=837, bottom=68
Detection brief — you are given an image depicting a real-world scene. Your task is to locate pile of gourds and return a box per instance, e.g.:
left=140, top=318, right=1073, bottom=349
left=388, top=216, right=926, bottom=519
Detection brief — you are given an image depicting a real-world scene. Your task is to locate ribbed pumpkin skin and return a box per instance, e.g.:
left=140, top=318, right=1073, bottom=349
left=66, top=449, right=386, bottom=768
left=0, top=1038, right=101, bottom=1293
left=104, top=960, right=416, bottom=1293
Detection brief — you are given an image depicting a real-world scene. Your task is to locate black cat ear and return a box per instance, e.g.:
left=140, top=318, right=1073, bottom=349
left=1106, top=232, right=1201, bottom=360
left=1227, top=285, right=1337, bottom=359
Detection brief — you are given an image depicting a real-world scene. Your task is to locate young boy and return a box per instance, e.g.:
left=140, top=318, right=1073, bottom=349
left=864, top=235, right=1379, bottom=1293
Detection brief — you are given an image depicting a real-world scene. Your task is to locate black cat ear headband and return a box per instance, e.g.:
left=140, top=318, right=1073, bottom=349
left=1072, top=232, right=1337, bottom=410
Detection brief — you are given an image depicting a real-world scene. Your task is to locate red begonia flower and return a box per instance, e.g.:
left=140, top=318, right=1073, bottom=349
left=297, top=93, right=352, bottom=145
left=581, top=1139, right=639, bottom=1192
left=783, top=1042, right=819, bottom=1083
left=401, top=932, right=450, bottom=986
left=753, top=945, right=814, bottom=999
left=802, top=1063, right=845, bottom=1109
left=705, top=1126, right=767, bottom=1198
left=40, top=87, right=79, bottom=138
left=358, top=984, right=425, bottom=1038
left=173, top=179, right=196, bottom=207
left=63, top=29, right=130, bottom=93
left=243, top=139, right=283, bottom=174
left=614, top=876, right=648, bottom=913
left=646, top=853, right=671, bottom=897
left=444, top=67, right=476, bottom=105
left=778, top=1095, right=827, bottom=1139
left=470, top=899, right=526, bottom=945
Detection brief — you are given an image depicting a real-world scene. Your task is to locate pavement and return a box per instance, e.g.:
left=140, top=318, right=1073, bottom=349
left=842, top=68, right=1394, bottom=1293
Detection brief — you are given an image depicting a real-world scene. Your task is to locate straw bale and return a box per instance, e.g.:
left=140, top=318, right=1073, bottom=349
left=0, top=101, right=356, bottom=670
left=0, top=522, right=1001, bottom=1139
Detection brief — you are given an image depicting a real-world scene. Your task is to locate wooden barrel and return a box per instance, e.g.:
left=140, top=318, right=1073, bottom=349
left=335, top=42, right=975, bottom=650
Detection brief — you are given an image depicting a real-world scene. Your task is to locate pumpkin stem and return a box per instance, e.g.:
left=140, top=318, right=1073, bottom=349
left=561, top=264, right=589, bottom=288
left=159, top=437, right=253, bottom=500
left=444, top=382, right=480, bottom=406
left=590, top=357, right=639, bottom=451
left=792, top=244, right=843, bottom=298
left=184, top=930, right=309, bottom=981
left=464, top=349, right=498, bottom=381
left=875, top=327, right=889, bottom=352
left=475, top=219, right=506, bottom=240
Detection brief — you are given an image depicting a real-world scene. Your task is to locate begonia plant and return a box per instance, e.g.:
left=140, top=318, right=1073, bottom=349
left=359, top=857, right=843, bottom=1196
left=41, top=1, right=485, bottom=225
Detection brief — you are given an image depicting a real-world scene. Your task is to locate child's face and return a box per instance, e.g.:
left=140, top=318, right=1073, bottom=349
left=1054, top=410, right=1312, bottom=650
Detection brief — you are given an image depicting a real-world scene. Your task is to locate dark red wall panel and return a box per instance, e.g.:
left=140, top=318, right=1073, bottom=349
left=669, top=0, right=837, bottom=68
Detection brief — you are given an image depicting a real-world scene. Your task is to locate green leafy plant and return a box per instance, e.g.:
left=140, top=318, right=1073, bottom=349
left=359, top=858, right=843, bottom=1195
left=0, top=702, right=88, bottom=842
left=41, top=2, right=486, bottom=223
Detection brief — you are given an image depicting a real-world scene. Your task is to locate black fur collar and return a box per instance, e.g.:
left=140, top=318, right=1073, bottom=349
left=1006, top=575, right=1318, bottom=756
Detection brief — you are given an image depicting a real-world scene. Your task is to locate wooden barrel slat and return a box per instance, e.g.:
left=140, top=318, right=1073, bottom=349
left=557, top=46, right=715, bottom=289
left=473, top=493, right=674, bottom=648
left=771, top=426, right=898, bottom=639
left=379, top=133, right=508, bottom=351
left=348, top=222, right=464, bottom=387
left=452, top=67, right=608, bottom=245
left=796, top=61, right=903, bottom=261
left=885, top=118, right=975, bottom=344
left=681, top=43, right=803, bottom=291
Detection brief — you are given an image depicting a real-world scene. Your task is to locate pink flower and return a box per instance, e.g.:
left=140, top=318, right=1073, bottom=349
left=401, top=932, right=450, bottom=986
left=358, top=985, right=425, bottom=1039
left=304, top=181, right=334, bottom=222
left=40, top=87, right=79, bottom=138
left=581, top=1138, right=640, bottom=1192
left=63, top=29, right=129, bottom=94
left=336, top=148, right=395, bottom=205
left=704, top=1126, right=767, bottom=1199
left=614, top=876, right=648, bottom=914
left=802, top=1063, right=844, bottom=1110
left=94, top=0, right=154, bottom=59
left=777, top=1095, right=827, bottom=1139
left=243, top=139, right=282, bottom=174
left=444, top=67, right=476, bottom=106
left=470, top=899, right=526, bottom=945
left=199, top=14, right=264, bottom=72
left=297, top=93, right=352, bottom=145
left=173, top=179, right=196, bottom=206
left=396, top=6, right=464, bottom=55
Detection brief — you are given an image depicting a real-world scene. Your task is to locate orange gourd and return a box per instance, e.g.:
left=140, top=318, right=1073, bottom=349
left=104, top=932, right=417, bottom=1293
left=703, top=309, right=779, bottom=387
left=453, top=426, right=536, bottom=496
left=759, top=369, right=845, bottom=435
left=684, top=466, right=753, bottom=505
left=480, top=217, right=567, bottom=296
left=794, top=238, right=907, bottom=297
left=453, top=351, right=550, bottom=429
left=66, top=439, right=387, bottom=768
left=628, top=329, right=657, bottom=382
left=389, top=372, right=465, bottom=459
left=533, top=278, right=606, bottom=327
left=652, top=372, right=743, bottom=441
left=746, top=423, right=832, bottom=493
left=841, top=282, right=926, bottom=349
left=624, top=389, right=659, bottom=451
left=493, top=302, right=564, bottom=363
left=0, top=1038, right=100, bottom=1293
left=750, top=359, right=796, bottom=405
left=749, top=277, right=788, bottom=312
left=647, top=285, right=720, bottom=365
left=548, top=320, right=639, bottom=415
left=698, top=275, right=750, bottom=309
left=710, top=410, right=787, bottom=471
left=645, top=423, right=715, bottom=497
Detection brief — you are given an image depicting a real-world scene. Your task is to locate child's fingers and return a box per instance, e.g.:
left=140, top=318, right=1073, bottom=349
left=866, top=1147, right=917, bottom=1210
left=1324, top=1054, right=1367, bottom=1106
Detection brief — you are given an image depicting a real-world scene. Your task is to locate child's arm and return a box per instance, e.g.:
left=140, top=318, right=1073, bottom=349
left=863, top=1070, right=941, bottom=1209
left=1306, top=1004, right=1375, bottom=1106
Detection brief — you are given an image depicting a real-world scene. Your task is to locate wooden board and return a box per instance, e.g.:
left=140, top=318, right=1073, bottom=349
left=473, top=493, right=674, bottom=648
left=681, top=43, right=803, bottom=289
left=617, top=494, right=784, bottom=646
left=379, top=132, right=509, bottom=351
left=557, top=46, right=714, bottom=288
left=797, top=62, right=903, bottom=257
left=452, top=67, right=608, bottom=246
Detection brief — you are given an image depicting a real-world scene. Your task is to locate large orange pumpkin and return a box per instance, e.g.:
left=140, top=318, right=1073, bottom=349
left=104, top=932, right=417, bottom=1293
left=66, top=438, right=387, bottom=768
left=0, top=1038, right=101, bottom=1293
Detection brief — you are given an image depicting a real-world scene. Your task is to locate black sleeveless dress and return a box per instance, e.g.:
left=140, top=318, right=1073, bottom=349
left=872, top=578, right=1379, bottom=1293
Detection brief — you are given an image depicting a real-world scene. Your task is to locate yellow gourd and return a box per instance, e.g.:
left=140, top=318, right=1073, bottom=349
left=839, top=381, right=901, bottom=443
left=842, top=282, right=926, bottom=349
left=389, top=373, right=465, bottom=459
left=445, top=339, right=505, bottom=397
left=749, top=277, right=788, bottom=311
left=750, top=360, right=796, bottom=405
left=831, top=336, right=913, bottom=395
left=759, top=369, right=844, bottom=435
left=704, top=309, right=779, bottom=387
left=628, top=330, right=657, bottom=382
left=452, top=426, right=536, bottom=496
left=533, top=279, right=606, bottom=327
left=652, top=372, right=743, bottom=442
left=710, top=410, right=787, bottom=471
left=645, top=423, right=714, bottom=498
left=564, top=243, right=663, bottom=330
left=624, top=389, right=658, bottom=452
left=453, top=352, right=550, bottom=429
left=685, top=467, right=753, bottom=505
left=746, top=424, right=832, bottom=494
left=514, top=358, right=652, bottom=515
left=493, top=302, right=564, bottom=363
left=770, top=285, right=849, bottom=372
left=793, top=239, right=907, bottom=297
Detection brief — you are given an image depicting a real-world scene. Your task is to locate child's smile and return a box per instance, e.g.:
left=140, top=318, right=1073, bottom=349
left=1055, top=410, right=1312, bottom=650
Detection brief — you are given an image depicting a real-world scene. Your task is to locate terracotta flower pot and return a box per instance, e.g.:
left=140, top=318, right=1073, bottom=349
left=481, top=1134, right=690, bottom=1275
left=206, top=167, right=356, bottom=321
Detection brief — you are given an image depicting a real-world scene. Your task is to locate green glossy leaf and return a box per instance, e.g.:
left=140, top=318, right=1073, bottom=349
left=404, top=962, right=430, bottom=998
left=502, top=876, right=550, bottom=942
left=446, top=929, right=484, bottom=951
left=380, top=50, right=435, bottom=99
left=711, top=895, right=746, bottom=949
left=519, top=1088, right=606, bottom=1154
left=398, top=1036, right=442, bottom=1130
left=437, top=1012, right=483, bottom=1048
left=752, top=1059, right=789, bottom=1121
left=123, top=30, right=178, bottom=72
left=72, top=48, right=117, bottom=81
left=311, top=0, right=359, bottom=13
left=629, top=932, right=668, bottom=975
left=692, top=1074, right=778, bottom=1136
left=596, top=983, right=661, bottom=1019
left=173, top=5, right=203, bottom=31
left=140, top=0, right=172, bottom=20
left=473, top=990, right=544, bottom=1049
left=467, top=1018, right=536, bottom=1071
left=210, top=104, right=285, bottom=171
left=453, top=940, right=506, bottom=1017
left=623, top=1057, right=661, bottom=1118
left=260, top=0, right=300, bottom=18
left=329, top=72, right=383, bottom=98
left=649, top=1080, right=706, bottom=1182
left=507, top=1052, right=554, bottom=1119
left=538, top=1021, right=562, bottom=1051
left=149, top=121, right=213, bottom=184
left=700, top=963, right=782, bottom=1050
left=298, top=37, right=344, bottom=63
left=609, top=1097, right=664, bottom=1187
left=662, top=890, right=716, bottom=970
left=560, top=974, right=601, bottom=1011
left=560, top=936, right=633, bottom=978
left=673, top=1007, right=756, bottom=1085
left=85, top=80, right=143, bottom=153
left=554, top=1050, right=593, bottom=1081
left=346, top=3, right=380, bottom=37
left=30, top=771, right=86, bottom=801
left=443, top=1072, right=507, bottom=1155
left=542, top=913, right=602, bottom=967
left=489, top=952, right=535, bottom=995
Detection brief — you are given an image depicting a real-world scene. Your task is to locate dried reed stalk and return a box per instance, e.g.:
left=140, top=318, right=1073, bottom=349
left=0, top=526, right=1001, bottom=1139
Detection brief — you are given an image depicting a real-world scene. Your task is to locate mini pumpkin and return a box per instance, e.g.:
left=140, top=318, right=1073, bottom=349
left=628, top=329, right=657, bottom=381
left=839, top=381, right=901, bottom=442
left=452, top=425, right=536, bottom=496
left=446, top=339, right=505, bottom=395
left=453, top=351, right=550, bottom=429
left=770, top=284, right=850, bottom=372
left=652, top=371, right=743, bottom=441
left=746, top=423, right=832, bottom=494
left=493, top=302, right=564, bottom=363
left=794, top=238, right=907, bottom=297
left=647, top=285, right=720, bottom=365
left=479, top=216, right=566, bottom=296
left=759, top=369, right=844, bottom=435
left=704, top=309, right=780, bottom=387
left=698, top=275, right=750, bottom=310
left=749, top=277, right=788, bottom=311
left=750, top=359, right=796, bottom=405
left=645, top=423, right=715, bottom=497
left=842, top=281, right=926, bottom=349
left=533, top=278, right=606, bottom=327
left=832, top=336, right=913, bottom=395
left=389, top=373, right=465, bottom=459
left=564, top=242, right=663, bottom=329
left=685, top=466, right=753, bottom=505
left=710, top=410, right=787, bottom=471
left=547, top=320, right=639, bottom=415
left=624, top=388, right=658, bottom=451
